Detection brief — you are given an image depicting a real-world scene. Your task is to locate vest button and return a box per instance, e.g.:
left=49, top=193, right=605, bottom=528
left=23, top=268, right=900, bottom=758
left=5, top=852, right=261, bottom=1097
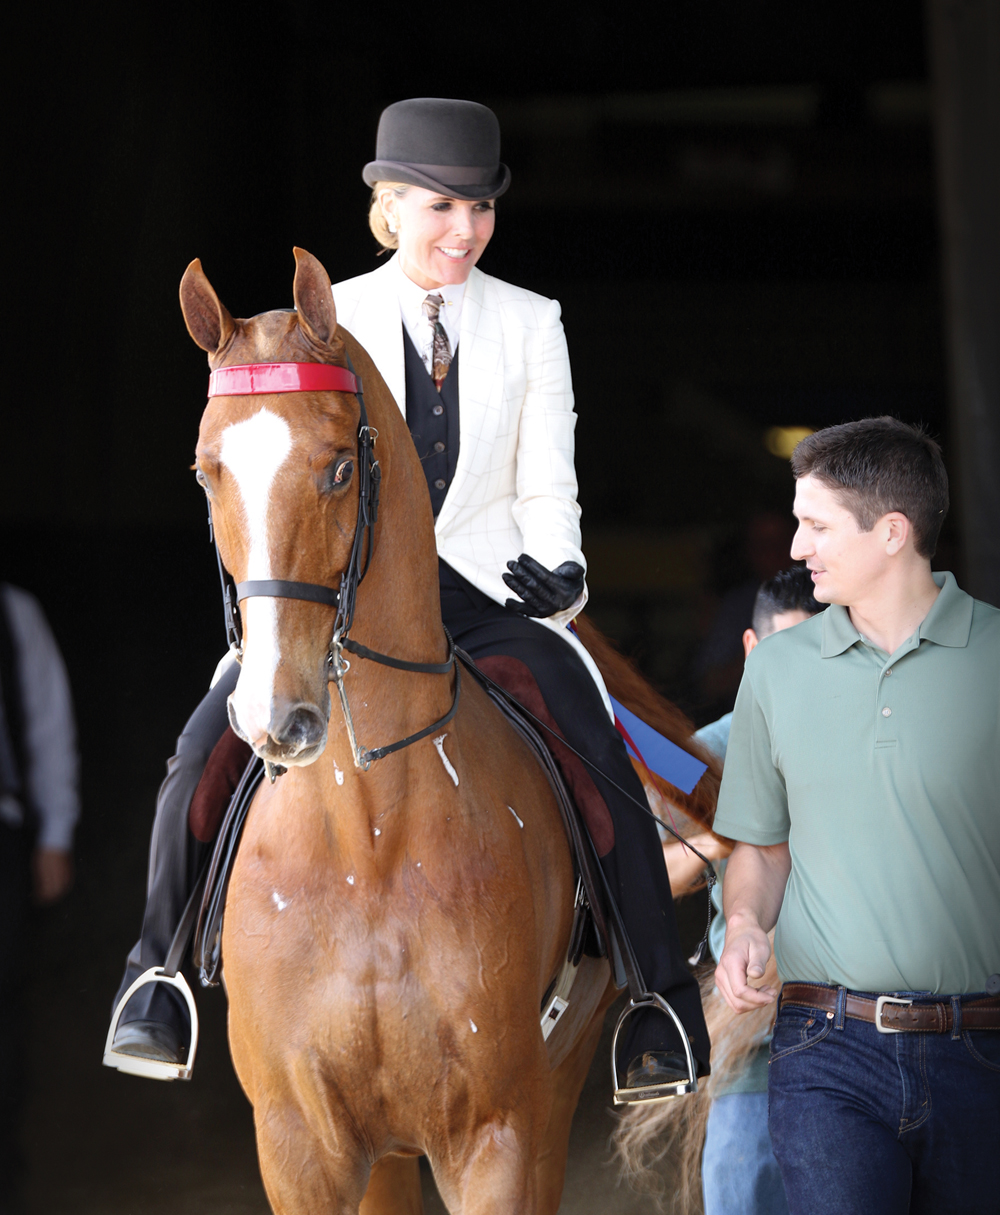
left=432, top=404, right=444, bottom=416
left=434, top=479, right=446, bottom=490
left=434, top=441, right=445, bottom=453
left=882, top=707, right=892, bottom=717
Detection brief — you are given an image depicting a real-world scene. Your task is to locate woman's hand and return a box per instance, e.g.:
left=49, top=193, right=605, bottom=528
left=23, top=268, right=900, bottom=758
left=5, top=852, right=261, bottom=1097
left=502, top=554, right=584, bottom=618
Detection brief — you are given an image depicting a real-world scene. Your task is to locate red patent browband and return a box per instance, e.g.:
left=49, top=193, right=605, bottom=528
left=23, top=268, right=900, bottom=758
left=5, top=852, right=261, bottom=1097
left=207, top=362, right=358, bottom=397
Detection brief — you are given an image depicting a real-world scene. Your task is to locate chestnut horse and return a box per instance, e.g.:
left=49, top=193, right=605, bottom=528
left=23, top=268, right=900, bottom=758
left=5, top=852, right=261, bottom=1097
left=181, top=248, right=715, bottom=1214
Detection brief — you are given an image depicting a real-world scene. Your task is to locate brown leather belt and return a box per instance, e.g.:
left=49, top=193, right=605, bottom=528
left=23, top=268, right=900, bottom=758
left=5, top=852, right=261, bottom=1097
left=780, top=982, right=1000, bottom=1033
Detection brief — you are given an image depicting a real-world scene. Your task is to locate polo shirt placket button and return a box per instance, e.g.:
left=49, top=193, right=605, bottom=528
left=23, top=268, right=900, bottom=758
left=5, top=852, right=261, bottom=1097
left=434, top=478, right=446, bottom=490
left=882, top=707, right=892, bottom=717
left=432, top=404, right=444, bottom=416
left=434, top=441, right=445, bottom=453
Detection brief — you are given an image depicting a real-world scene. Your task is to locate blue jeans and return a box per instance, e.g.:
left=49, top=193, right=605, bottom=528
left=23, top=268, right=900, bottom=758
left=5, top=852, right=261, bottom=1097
left=702, top=1092, right=789, bottom=1215
left=768, top=986, right=1000, bottom=1215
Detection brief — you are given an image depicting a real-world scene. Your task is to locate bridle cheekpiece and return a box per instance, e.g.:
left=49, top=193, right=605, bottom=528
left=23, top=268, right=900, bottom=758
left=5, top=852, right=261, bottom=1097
left=205, top=359, right=458, bottom=776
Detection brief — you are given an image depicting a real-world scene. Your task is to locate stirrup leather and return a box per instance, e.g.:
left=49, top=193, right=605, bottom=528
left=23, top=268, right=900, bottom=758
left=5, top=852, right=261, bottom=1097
left=610, top=992, right=698, bottom=1105
left=102, top=968, right=199, bottom=1082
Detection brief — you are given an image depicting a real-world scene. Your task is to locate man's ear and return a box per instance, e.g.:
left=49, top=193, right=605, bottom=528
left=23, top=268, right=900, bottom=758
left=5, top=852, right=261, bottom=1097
left=884, top=512, right=912, bottom=556
left=743, top=628, right=759, bottom=659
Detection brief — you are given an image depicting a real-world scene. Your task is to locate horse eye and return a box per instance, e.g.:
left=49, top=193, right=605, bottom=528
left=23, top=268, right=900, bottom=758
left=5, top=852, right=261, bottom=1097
left=195, top=469, right=208, bottom=488
left=332, top=459, right=354, bottom=487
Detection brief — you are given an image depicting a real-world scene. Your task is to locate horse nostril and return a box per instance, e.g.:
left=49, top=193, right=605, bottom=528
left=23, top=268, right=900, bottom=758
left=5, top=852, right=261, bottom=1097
left=273, top=706, right=326, bottom=753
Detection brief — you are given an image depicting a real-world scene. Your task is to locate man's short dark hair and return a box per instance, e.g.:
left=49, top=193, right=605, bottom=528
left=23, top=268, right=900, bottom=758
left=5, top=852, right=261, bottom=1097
left=790, top=417, right=949, bottom=558
left=752, top=567, right=822, bottom=637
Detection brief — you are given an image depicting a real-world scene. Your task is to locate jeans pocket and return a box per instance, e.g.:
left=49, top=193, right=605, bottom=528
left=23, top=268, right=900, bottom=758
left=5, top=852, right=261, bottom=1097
left=962, top=1031, right=1000, bottom=1073
left=769, top=1004, right=833, bottom=1062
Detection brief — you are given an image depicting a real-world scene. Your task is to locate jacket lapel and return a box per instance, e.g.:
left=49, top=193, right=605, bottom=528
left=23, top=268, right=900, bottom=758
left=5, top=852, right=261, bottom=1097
left=436, top=267, right=504, bottom=532
left=336, top=259, right=406, bottom=417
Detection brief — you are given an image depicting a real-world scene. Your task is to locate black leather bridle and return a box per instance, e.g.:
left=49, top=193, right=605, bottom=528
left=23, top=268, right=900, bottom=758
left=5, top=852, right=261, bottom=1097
left=207, top=354, right=460, bottom=773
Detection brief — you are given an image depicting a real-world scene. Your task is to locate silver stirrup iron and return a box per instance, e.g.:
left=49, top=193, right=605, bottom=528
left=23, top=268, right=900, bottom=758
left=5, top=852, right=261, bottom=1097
left=610, top=992, right=698, bottom=1105
left=102, top=968, right=199, bottom=1082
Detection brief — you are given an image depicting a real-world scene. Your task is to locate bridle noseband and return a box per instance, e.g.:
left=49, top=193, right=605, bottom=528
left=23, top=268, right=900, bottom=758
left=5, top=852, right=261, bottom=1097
left=206, top=359, right=459, bottom=775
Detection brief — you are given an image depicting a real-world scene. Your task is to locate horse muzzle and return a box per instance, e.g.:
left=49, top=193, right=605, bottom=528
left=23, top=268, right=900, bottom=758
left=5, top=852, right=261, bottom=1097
left=228, top=695, right=330, bottom=767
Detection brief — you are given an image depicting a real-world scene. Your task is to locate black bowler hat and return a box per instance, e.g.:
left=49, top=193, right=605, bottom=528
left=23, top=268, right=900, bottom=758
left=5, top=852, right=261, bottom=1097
left=363, top=98, right=511, bottom=200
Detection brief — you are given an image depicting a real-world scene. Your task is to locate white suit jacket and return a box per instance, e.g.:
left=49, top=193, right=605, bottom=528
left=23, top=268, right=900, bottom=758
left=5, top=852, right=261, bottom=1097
left=332, top=257, right=611, bottom=712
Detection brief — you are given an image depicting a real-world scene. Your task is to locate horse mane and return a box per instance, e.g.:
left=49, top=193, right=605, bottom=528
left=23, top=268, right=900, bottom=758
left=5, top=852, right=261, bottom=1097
left=573, top=613, right=721, bottom=832
left=612, top=951, right=779, bottom=1212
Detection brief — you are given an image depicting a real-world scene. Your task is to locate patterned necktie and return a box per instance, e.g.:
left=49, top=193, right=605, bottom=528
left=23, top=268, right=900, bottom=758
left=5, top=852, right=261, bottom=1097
left=422, top=293, right=453, bottom=391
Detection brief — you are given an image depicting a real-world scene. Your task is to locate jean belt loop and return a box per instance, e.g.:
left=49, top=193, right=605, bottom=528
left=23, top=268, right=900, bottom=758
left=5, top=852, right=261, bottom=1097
left=951, top=995, right=962, bottom=1040
left=835, top=986, right=847, bottom=1030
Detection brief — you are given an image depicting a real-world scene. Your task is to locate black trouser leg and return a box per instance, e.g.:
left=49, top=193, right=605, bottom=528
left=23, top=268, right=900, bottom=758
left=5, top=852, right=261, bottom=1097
left=112, top=662, right=239, bottom=1035
left=0, top=823, right=30, bottom=1212
left=439, top=565, right=710, bottom=1073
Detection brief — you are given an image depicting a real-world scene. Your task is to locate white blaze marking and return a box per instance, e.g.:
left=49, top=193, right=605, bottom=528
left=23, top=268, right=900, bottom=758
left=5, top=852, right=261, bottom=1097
left=508, top=805, right=524, bottom=829
left=220, top=410, right=293, bottom=743
left=334, top=764, right=344, bottom=786
left=470, top=1020, right=478, bottom=1033
left=373, top=828, right=381, bottom=837
left=272, top=891, right=288, bottom=911
left=347, top=875, right=355, bottom=885
left=433, top=734, right=459, bottom=786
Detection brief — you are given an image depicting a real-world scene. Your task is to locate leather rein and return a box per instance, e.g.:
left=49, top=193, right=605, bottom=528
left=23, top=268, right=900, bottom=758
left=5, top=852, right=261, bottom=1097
left=206, top=359, right=459, bottom=775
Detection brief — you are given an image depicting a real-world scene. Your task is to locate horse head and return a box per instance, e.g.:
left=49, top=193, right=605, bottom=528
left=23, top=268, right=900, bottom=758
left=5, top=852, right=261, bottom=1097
left=181, top=249, right=367, bottom=768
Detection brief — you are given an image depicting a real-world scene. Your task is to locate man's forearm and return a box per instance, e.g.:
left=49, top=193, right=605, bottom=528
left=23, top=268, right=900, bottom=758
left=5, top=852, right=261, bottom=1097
left=722, top=840, right=791, bottom=934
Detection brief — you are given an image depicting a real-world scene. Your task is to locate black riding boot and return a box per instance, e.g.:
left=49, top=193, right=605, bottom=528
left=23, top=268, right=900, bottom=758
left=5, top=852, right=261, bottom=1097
left=108, top=661, right=239, bottom=1063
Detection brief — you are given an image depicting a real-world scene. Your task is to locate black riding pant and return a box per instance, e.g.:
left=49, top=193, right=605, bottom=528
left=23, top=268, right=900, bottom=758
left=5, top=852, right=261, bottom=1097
left=114, top=563, right=709, bottom=1071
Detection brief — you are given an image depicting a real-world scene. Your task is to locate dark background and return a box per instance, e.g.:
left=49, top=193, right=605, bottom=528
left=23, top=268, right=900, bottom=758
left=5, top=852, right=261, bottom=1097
left=2, top=1, right=980, bottom=1210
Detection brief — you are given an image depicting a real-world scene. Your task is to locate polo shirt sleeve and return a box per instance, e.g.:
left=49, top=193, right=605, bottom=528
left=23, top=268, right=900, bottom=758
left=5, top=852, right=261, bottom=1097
left=711, top=665, right=790, bottom=846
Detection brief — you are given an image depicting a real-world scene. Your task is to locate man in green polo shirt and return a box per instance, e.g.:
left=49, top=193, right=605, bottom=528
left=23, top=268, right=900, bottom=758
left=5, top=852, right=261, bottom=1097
left=713, top=417, right=1000, bottom=1214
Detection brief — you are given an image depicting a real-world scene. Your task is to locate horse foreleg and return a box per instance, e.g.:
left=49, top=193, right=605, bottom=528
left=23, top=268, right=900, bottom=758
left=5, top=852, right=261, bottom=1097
left=431, top=1116, right=543, bottom=1215
left=359, top=1155, right=424, bottom=1215
left=535, top=998, right=613, bottom=1214
left=254, top=1101, right=369, bottom=1215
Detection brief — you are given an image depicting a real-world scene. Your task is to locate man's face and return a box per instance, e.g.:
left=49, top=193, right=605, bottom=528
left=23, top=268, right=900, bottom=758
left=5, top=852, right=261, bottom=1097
left=790, top=474, right=888, bottom=605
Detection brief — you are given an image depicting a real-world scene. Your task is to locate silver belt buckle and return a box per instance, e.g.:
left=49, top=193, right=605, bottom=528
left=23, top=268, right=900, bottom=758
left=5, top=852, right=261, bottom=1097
left=875, top=994, right=912, bottom=1033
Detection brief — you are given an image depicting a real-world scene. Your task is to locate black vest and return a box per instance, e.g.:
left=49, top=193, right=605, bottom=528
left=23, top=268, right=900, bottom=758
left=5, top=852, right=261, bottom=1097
left=403, top=325, right=460, bottom=518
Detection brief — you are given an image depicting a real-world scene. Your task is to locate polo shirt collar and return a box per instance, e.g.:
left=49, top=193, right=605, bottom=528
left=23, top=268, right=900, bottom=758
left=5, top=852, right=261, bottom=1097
left=820, top=570, right=973, bottom=658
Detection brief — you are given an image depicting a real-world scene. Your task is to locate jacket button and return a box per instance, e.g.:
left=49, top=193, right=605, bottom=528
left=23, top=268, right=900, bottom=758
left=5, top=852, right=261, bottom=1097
left=434, top=478, right=446, bottom=490
left=882, top=707, right=892, bottom=717
left=432, top=404, right=444, bottom=416
left=434, top=441, right=445, bottom=453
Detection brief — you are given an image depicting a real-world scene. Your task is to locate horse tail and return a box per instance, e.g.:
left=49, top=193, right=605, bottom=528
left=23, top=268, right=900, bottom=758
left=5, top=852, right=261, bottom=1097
left=611, top=952, right=779, bottom=1212
left=572, top=613, right=721, bottom=833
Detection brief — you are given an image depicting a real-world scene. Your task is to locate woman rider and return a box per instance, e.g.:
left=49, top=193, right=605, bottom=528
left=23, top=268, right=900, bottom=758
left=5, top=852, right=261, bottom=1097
left=107, top=97, right=710, bottom=1098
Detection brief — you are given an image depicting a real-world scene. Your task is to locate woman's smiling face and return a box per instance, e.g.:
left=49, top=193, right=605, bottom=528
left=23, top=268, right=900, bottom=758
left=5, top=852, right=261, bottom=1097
left=380, top=186, right=496, bottom=289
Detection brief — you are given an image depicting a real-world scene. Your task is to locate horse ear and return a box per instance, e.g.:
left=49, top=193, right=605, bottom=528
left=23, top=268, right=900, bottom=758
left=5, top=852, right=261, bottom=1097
left=292, top=247, right=338, bottom=347
left=179, top=259, right=235, bottom=354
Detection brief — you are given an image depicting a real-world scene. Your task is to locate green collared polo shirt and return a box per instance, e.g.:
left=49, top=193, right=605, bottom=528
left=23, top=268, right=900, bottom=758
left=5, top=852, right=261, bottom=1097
left=713, top=572, right=1000, bottom=994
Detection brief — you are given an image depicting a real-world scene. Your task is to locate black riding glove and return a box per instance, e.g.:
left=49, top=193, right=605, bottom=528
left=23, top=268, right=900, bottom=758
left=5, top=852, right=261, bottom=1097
left=502, top=554, right=585, bottom=618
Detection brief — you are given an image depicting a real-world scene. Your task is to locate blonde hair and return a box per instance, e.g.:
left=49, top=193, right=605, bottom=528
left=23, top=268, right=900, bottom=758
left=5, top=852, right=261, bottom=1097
left=367, top=181, right=411, bottom=250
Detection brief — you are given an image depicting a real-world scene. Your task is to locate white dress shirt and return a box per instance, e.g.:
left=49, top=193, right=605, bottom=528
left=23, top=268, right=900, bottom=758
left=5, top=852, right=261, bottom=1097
left=0, top=586, right=80, bottom=849
left=389, top=256, right=465, bottom=374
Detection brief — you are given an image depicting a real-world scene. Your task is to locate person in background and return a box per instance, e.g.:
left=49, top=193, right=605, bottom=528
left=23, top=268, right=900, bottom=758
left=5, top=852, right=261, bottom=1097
left=715, top=417, right=1000, bottom=1213
left=661, top=566, right=820, bottom=1215
left=0, top=583, right=79, bottom=1215
left=695, top=511, right=797, bottom=719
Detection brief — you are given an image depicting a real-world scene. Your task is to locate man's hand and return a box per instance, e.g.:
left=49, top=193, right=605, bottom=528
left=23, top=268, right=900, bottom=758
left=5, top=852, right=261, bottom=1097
left=33, top=847, right=74, bottom=905
left=715, top=914, right=779, bottom=1012
left=502, top=554, right=584, bottom=618
left=715, top=839, right=790, bottom=1013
